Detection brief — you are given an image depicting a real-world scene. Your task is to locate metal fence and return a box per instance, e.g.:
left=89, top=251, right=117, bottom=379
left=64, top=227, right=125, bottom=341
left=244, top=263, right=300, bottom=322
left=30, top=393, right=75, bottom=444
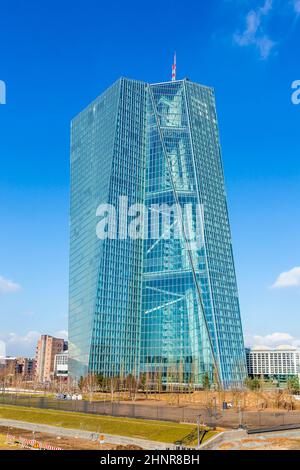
left=1, top=393, right=300, bottom=430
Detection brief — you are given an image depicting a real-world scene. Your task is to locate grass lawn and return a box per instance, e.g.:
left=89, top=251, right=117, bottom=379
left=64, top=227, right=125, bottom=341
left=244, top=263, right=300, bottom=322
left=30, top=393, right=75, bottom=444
left=0, top=405, right=216, bottom=446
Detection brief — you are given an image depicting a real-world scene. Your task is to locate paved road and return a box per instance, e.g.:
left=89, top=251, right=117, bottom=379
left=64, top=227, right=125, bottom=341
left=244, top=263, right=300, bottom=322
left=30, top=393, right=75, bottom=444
left=0, top=418, right=170, bottom=450
left=201, top=427, right=300, bottom=450
left=201, top=429, right=246, bottom=450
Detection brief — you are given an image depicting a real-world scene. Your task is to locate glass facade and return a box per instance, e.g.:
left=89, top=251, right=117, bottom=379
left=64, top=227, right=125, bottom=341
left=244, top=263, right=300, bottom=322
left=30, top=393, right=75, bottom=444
left=69, top=78, right=147, bottom=378
left=69, top=77, right=247, bottom=388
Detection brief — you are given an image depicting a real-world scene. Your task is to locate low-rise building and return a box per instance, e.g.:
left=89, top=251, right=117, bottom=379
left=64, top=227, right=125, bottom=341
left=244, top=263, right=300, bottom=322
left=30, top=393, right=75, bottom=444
left=54, top=351, right=68, bottom=378
left=15, top=357, right=36, bottom=380
left=246, top=346, right=300, bottom=381
left=0, top=357, right=36, bottom=382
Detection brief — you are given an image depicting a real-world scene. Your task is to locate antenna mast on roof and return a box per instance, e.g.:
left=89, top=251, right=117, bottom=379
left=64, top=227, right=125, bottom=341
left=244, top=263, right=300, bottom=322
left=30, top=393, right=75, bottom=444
left=172, top=52, right=176, bottom=81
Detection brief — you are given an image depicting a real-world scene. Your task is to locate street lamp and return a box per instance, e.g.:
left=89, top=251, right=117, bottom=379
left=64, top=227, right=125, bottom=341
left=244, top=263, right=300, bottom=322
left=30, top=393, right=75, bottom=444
left=197, top=414, right=201, bottom=447
left=238, top=400, right=243, bottom=428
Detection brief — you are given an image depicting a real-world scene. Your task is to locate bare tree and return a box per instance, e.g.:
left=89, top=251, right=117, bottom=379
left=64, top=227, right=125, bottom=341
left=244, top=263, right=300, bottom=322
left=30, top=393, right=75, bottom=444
left=85, top=373, right=98, bottom=403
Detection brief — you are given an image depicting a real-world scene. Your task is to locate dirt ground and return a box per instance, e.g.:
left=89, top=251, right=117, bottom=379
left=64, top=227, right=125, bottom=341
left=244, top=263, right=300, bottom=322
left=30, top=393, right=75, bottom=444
left=103, top=389, right=300, bottom=412
left=219, top=435, right=300, bottom=451
left=0, top=425, right=142, bottom=450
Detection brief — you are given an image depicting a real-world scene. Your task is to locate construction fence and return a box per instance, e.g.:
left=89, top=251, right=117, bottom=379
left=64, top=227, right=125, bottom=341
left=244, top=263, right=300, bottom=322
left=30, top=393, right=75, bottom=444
left=1, top=393, right=300, bottom=430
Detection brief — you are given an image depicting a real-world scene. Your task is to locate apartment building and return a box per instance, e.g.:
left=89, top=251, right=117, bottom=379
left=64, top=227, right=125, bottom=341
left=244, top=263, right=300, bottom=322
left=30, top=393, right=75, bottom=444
left=35, top=335, right=67, bottom=382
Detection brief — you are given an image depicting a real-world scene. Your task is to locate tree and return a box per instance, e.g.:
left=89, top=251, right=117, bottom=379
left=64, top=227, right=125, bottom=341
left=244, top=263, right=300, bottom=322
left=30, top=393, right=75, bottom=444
left=203, top=372, right=210, bottom=390
left=109, top=376, right=118, bottom=402
left=78, top=376, right=84, bottom=391
left=125, top=374, right=137, bottom=398
left=96, top=373, right=104, bottom=388
left=252, top=377, right=261, bottom=390
left=85, top=373, right=99, bottom=402
left=244, top=377, right=260, bottom=391
left=287, top=376, right=300, bottom=394
left=156, top=370, right=163, bottom=395
left=213, top=366, right=220, bottom=391
left=140, top=373, right=147, bottom=392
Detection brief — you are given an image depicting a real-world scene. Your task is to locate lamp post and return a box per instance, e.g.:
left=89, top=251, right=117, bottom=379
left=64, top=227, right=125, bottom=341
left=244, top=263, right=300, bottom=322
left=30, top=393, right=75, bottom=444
left=238, top=400, right=243, bottom=428
left=197, top=414, right=201, bottom=447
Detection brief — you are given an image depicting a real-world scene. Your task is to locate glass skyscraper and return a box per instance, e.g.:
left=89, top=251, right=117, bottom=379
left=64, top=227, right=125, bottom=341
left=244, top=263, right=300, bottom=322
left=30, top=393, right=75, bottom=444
left=69, top=77, right=247, bottom=388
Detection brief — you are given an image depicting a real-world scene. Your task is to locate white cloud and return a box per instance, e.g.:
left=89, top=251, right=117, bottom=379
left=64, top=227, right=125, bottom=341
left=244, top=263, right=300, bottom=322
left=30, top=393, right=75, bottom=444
left=294, top=0, right=300, bottom=14
left=256, top=35, right=276, bottom=59
left=21, top=311, right=35, bottom=318
left=235, top=11, right=260, bottom=45
left=0, top=331, right=40, bottom=357
left=54, top=330, right=68, bottom=340
left=0, top=329, right=68, bottom=357
left=261, top=0, right=273, bottom=15
left=234, top=0, right=276, bottom=59
left=245, top=332, right=300, bottom=349
left=0, top=275, right=22, bottom=294
left=271, top=266, right=300, bottom=288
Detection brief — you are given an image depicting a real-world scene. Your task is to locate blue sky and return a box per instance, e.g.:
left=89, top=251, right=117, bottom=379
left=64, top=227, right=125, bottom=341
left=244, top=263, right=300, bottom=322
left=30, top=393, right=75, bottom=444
left=0, top=0, right=299, bottom=356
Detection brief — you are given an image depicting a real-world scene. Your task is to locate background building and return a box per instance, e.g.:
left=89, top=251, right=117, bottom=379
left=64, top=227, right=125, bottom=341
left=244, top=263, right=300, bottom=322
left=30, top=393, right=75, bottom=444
left=54, top=350, right=68, bottom=378
left=0, top=357, right=35, bottom=383
left=35, top=335, right=67, bottom=382
left=69, top=77, right=247, bottom=388
left=15, top=357, right=36, bottom=381
left=246, top=346, right=300, bottom=382
left=0, top=357, right=17, bottom=380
